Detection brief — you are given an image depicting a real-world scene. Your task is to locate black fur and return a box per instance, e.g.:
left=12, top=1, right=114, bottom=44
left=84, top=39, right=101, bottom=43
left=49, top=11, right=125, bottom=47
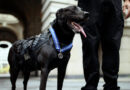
left=8, top=6, right=89, bottom=90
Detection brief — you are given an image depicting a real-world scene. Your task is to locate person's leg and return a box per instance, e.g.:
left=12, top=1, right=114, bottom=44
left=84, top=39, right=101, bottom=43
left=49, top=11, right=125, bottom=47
left=101, top=33, right=122, bottom=90
left=101, top=25, right=123, bottom=90
left=81, top=24, right=100, bottom=90
left=100, top=1, right=124, bottom=90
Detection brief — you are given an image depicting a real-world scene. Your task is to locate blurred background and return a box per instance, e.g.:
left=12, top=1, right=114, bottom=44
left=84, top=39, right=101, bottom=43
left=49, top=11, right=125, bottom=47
left=0, top=0, right=130, bottom=90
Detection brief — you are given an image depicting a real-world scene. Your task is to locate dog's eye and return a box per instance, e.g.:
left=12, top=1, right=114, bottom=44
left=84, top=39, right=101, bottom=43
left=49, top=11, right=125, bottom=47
left=64, top=9, right=69, bottom=12
left=73, top=6, right=78, bottom=11
left=64, top=9, right=74, bottom=13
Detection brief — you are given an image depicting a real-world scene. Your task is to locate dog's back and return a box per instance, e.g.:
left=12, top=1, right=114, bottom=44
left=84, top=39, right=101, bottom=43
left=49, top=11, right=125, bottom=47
left=8, top=32, right=51, bottom=70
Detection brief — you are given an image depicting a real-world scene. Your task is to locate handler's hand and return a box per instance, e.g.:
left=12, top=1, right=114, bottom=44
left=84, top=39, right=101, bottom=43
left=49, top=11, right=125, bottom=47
left=123, top=0, right=130, bottom=19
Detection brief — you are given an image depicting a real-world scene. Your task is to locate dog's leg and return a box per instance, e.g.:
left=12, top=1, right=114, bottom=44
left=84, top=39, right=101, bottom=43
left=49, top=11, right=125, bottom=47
left=40, top=68, right=49, bottom=90
left=57, top=61, right=68, bottom=90
left=10, top=68, right=20, bottom=90
left=23, top=72, right=30, bottom=90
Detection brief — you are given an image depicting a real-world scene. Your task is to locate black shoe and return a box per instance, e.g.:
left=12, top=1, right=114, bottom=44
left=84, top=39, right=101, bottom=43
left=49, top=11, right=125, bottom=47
left=103, top=86, right=120, bottom=90
left=81, top=86, right=97, bottom=90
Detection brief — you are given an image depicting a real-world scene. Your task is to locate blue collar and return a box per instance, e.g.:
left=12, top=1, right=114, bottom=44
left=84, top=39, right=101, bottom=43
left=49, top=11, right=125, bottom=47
left=49, top=26, right=73, bottom=53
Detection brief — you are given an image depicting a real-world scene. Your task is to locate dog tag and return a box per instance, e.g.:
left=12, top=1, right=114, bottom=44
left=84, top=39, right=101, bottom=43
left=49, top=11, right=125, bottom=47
left=58, top=52, right=63, bottom=59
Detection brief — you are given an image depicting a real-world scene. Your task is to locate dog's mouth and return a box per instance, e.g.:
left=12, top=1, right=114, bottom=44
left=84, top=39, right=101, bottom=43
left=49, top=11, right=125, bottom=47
left=71, top=22, right=87, bottom=38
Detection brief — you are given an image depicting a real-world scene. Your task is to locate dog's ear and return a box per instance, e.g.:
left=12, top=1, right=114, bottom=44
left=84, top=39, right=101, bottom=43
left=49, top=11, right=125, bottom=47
left=56, top=9, right=64, bottom=19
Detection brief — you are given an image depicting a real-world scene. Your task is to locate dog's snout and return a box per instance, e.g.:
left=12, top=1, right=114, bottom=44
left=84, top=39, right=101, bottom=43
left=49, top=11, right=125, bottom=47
left=84, top=11, right=89, bottom=18
left=84, top=11, right=89, bottom=16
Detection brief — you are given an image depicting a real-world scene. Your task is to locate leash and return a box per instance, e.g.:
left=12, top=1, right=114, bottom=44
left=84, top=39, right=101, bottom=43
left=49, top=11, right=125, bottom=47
left=49, top=26, right=73, bottom=59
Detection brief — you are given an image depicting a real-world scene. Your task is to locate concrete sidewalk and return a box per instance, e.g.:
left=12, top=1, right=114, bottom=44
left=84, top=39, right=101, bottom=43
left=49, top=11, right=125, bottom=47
left=0, top=77, right=130, bottom=90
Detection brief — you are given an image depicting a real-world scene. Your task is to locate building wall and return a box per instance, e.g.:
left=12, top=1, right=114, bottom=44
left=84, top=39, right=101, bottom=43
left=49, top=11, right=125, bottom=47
left=42, top=0, right=130, bottom=75
left=120, top=20, right=130, bottom=74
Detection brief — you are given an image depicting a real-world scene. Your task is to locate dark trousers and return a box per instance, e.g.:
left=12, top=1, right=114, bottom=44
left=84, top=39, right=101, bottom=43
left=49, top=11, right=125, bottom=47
left=80, top=1, right=124, bottom=90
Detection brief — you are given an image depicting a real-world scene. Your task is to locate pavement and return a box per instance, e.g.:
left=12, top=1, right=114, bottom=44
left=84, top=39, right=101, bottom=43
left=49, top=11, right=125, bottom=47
left=0, top=77, right=130, bottom=90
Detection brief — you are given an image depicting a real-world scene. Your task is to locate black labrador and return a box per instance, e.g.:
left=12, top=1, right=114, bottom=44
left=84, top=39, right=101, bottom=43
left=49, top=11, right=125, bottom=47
left=8, top=6, right=89, bottom=90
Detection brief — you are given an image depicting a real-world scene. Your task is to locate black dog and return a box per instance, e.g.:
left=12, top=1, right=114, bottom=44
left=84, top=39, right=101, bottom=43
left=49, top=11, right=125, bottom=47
left=8, top=6, right=89, bottom=90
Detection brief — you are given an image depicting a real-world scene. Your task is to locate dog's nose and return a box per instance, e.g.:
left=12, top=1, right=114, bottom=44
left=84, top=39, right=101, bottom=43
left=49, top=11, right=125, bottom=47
left=84, top=11, right=89, bottom=18
left=84, top=12, right=89, bottom=17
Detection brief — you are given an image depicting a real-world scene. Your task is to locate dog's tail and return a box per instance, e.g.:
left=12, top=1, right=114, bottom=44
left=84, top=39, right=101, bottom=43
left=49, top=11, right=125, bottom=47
left=8, top=47, right=13, bottom=66
left=8, top=46, right=17, bottom=69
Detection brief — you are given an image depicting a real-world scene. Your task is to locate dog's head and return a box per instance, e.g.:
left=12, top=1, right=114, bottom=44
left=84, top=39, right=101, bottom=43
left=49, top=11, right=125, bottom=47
left=56, top=6, right=89, bottom=37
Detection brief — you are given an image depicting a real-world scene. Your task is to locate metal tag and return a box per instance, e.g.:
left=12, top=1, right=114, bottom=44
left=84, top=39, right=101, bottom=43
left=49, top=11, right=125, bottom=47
left=58, top=52, right=63, bottom=59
